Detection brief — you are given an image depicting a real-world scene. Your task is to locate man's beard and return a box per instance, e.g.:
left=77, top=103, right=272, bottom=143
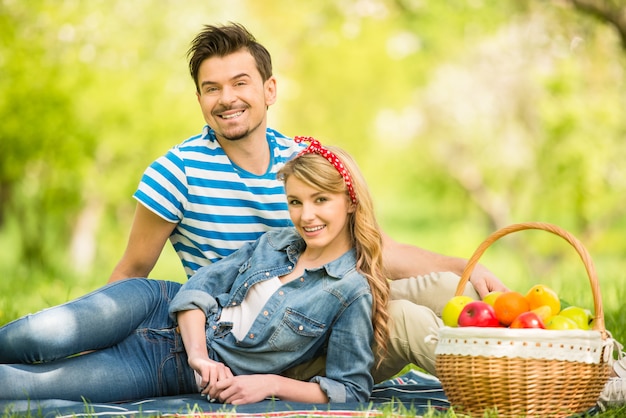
left=220, top=118, right=264, bottom=142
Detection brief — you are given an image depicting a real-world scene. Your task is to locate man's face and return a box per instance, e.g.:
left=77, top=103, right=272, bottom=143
left=195, top=50, right=277, bottom=142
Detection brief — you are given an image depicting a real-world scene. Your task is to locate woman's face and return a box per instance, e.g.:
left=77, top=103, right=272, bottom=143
left=285, top=176, right=354, bottom=258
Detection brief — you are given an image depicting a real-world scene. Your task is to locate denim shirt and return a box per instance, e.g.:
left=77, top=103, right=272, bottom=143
left=169, top=228, right=374, bottom=403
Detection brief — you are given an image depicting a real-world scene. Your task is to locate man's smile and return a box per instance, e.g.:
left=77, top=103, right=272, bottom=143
left=220, top=110, right=244, bottom=120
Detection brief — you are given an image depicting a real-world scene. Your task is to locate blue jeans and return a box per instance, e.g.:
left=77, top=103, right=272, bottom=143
left=0, top=279, right=197, bottom=402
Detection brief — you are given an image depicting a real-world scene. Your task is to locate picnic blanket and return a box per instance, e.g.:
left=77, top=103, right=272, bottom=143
left=0, top=370, right=450, bottom=418
left=0, top=370, right=450, bottom=417
left=0, top=369, right=601, bottom=417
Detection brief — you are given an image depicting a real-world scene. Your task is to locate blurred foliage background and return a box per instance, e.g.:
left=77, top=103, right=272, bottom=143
left=1, top=0, right=625, bottom=326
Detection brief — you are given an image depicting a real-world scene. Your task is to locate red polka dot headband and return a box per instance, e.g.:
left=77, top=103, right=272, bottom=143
left=294, top=136, right=358, bottom=204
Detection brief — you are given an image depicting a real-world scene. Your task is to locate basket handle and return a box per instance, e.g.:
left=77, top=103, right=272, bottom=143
left=455, top=222, right=606, bottom=336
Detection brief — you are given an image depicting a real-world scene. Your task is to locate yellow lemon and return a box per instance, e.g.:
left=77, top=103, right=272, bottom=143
left=525, top=284, right=561, bottom=316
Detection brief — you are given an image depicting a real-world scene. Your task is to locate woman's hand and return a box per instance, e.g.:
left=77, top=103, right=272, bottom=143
left=214, top=375, right=273, bottom=404
left=176, top=309, right=234, bottom=399
left=211, top=374, right=328, bottom=404
left=189, top=356, right=233, bottom=399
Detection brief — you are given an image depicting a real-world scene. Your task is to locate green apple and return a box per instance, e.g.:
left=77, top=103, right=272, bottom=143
left=546, top=315, right=578, bottom=330
left=482, top=291, right=503, bottom=307
left=558, top=306, right=592, bottom=330
left=441, top=295, right=474, bottom=327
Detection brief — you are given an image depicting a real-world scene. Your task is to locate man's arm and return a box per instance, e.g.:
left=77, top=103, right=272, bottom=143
left=108, top=203, right=177, bottom=283
left=382, top=233, right=508, bottom=297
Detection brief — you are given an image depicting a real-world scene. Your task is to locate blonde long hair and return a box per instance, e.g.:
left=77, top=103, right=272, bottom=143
left=278, top=145, right=390, bottom=366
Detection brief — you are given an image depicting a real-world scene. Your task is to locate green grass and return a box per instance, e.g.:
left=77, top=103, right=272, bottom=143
left=2, top=402, right=625, bottom=417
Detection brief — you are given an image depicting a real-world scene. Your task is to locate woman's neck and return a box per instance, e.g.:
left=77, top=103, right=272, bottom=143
left=280, top=244, right=351, bottom=285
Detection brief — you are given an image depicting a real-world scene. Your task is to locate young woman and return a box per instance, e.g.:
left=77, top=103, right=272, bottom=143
left=0, top=137, right=390, bottom=405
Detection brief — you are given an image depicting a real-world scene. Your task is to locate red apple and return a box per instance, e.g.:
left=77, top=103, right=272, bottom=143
left=458, top=301, right=501, bottom=327
left=510, top=311, right=546, bottom=329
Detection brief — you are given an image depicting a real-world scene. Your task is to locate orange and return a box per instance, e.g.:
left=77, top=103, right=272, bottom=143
left=494, top=291, right=530, bottom=326
left=525, top=284, right=561, bottom=316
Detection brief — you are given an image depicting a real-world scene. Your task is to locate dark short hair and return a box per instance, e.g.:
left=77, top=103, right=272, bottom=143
left=187, top=23, right=273, bottom=92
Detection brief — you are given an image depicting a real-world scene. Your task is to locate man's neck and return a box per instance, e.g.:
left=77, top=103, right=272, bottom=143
left=218, top=131, right=270, bottom=176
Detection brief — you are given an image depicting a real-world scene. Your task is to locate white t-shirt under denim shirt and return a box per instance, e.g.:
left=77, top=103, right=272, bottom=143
left=219, top=277, right=282, bottom=340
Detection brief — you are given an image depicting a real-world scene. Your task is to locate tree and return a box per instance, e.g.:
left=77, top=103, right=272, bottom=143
left=568, top=0, right=626, bottom=49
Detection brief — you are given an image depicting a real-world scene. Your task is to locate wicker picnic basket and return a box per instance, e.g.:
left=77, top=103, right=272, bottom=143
left=434, top=222, right=614, bottom=417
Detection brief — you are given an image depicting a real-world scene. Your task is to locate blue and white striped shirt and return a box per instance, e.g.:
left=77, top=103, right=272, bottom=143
left=134, top=126, right=304, bottom=278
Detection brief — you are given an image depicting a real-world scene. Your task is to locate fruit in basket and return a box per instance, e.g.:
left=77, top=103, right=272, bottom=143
left=482, top=290, right=503, bottom=307
left=494, top=291, right=530, bottom=326
left=530, top=305, right=553, bottom=322
left=525, top=284, right=561, bottom=316
left=545, top=315, right=578, bottom=330
left=441, top=295, right=474, bottom=327
left=559, top=306, right=592, bottom=330
left=458, top=301, right=501, bottom=327
left=509, top=311, right=546, bottom=329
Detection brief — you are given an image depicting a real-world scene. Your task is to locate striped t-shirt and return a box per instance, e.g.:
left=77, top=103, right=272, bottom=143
left=134, top=126, right=304, bottom=278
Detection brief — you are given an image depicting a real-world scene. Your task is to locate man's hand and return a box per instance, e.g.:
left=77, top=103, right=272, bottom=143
left=468, top=263, right=508, bottom=298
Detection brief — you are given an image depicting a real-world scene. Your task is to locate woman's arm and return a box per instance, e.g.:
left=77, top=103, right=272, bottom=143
left=205, top=289, right=375, bottom=405
left=168, top=239, right=260, bottom=321
left=316, top=291, right=375, bottom=403
left=177, top=309, right=233, bottom=396
left=213, top=374, right=328, bottom=404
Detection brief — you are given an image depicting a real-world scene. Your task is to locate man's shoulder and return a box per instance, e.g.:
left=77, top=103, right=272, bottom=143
left=174, top=128, right=219, bottom=153
left=266, top=128, right=305, bottom=158
left=157, top=128, right=224, bottom=166
left=266, top=127, right=291, bottom=142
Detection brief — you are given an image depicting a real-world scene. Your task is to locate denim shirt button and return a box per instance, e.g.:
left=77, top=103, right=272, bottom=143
left=278, top=291, right=284, bottom=296
left=298, top=325, right=304, bottom=331
left=212, top=325, right=217, bottom=330
left=265, top=272, right=270, bottom=276
left=300, top=277, right=304, bottom=282
left=288, top=265, right=292, bottom=270
left=263, top=310, right=268, bottom=316
left=244, top=282, right=248, bottom=287
left=232, top=302, right=237, bottom=305
left=249, top=333, right=254, bottom=339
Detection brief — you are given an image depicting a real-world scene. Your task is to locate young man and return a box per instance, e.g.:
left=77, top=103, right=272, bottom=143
left=116, top=23, right=626, bottom=393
